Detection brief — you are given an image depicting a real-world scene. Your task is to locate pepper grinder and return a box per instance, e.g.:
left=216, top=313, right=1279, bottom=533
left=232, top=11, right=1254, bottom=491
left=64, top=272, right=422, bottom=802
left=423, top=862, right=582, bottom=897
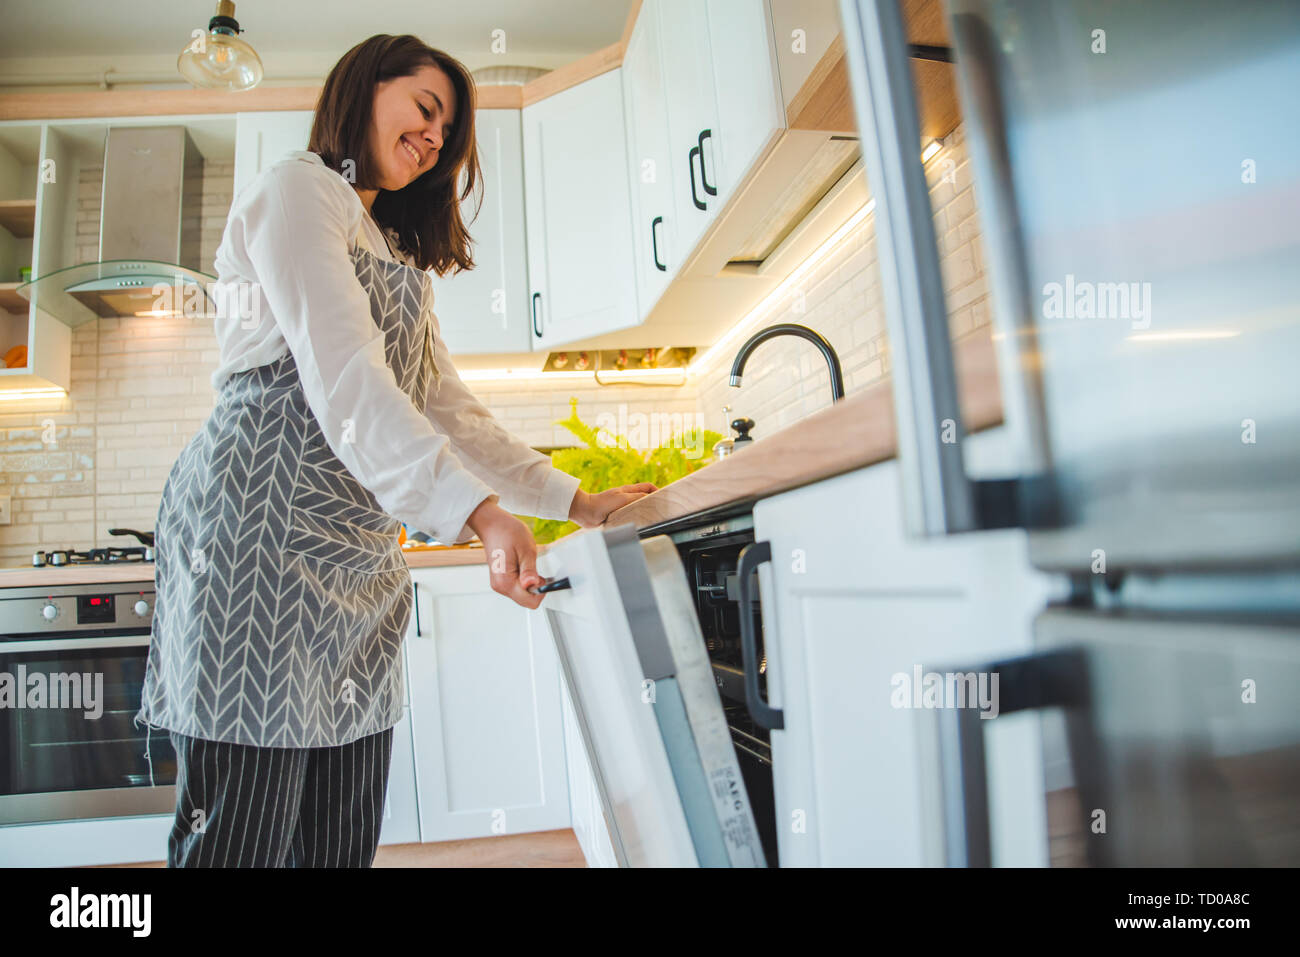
left=731, top=417, right=756, bottom=449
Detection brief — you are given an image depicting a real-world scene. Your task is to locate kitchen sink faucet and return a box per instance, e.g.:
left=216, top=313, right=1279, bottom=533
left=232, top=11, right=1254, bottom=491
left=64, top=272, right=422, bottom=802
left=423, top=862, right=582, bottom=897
left=729, top=323, right=846, bottom=403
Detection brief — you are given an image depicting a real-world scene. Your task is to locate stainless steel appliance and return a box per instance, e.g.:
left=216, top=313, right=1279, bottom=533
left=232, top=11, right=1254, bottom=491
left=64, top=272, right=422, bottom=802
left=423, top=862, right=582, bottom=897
left=17, top=126, right=213, bottom=328
left=839, top=0, right=1300, bottom=865
left=0, top=567, right=174, bottom=825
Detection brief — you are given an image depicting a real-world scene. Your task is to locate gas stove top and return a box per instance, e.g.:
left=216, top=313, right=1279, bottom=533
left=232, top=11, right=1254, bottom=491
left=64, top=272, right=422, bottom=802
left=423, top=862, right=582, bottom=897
left=32, top=527, right=156, bottom=567
left=32, top=546, right=155, bottom=568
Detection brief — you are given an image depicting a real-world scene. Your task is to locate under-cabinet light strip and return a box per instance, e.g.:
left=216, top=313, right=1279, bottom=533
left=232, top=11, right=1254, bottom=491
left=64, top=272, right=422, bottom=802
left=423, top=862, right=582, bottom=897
left=458, top=366, right=686, bottom=382
left=459, top=198, right=876, bottom=384
left=0, top=387, right=67, bottom=400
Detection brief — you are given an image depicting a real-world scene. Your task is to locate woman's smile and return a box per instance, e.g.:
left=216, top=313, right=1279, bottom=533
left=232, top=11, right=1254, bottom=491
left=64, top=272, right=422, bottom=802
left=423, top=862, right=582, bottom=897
left=400, top=137, right=424, bottom=167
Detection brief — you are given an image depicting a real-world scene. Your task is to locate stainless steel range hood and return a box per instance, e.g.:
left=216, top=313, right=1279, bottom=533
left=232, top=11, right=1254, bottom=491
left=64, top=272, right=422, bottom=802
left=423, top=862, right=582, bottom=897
left=18, top=126, right=216, bottom=327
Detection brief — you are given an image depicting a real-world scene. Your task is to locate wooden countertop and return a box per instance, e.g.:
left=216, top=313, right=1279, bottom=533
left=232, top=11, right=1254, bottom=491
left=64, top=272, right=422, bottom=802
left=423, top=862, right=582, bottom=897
left=0, top=542, right=488, bottom=590
left=606, top=326, right=1003, bottom=531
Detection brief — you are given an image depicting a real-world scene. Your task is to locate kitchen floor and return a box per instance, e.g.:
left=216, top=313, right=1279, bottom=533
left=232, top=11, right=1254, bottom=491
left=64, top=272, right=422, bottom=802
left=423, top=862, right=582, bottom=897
left=83, top=828, right=588, bottom=868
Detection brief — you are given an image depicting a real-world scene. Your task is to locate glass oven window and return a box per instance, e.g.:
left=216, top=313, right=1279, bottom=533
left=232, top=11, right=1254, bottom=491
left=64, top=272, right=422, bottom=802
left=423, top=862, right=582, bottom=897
left=0, top=645, right=176, bottom=797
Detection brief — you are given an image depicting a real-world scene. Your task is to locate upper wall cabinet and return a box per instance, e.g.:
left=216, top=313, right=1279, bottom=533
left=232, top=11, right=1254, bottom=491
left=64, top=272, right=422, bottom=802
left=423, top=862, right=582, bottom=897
left=657, top=0, right=784, bottom=274
left=231, top=110, right=314, bottom=203
left=656, top=0, right=721, bottom=270
left=428, top=110, right=531, bottom=355
left=586, top=0, right=796, bottom=348
left=622, top=3, right=679, bottom=323
left=521, top=69, right=638, bottom=351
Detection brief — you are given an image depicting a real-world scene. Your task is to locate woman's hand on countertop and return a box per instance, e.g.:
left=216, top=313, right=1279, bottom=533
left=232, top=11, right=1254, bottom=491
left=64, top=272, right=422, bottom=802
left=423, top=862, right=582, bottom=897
left=569, top=483, right=659, bottom=528
left=467, top=498, right=547, bottom=609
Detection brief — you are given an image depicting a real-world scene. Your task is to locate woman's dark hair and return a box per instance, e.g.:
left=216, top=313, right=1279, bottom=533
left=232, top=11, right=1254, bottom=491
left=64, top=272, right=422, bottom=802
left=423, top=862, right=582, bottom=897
left=309, top=34, right=480, bottom=276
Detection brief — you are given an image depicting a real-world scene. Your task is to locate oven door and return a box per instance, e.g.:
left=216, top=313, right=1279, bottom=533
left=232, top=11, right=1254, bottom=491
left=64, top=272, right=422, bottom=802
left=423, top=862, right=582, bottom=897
left=0, top=632, right=176, bottom=825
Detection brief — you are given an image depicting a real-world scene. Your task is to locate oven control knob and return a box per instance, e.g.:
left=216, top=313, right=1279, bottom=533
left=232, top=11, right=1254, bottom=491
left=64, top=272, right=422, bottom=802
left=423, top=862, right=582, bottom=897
left=42, top=602, right=59, bottom=621
left=134, top=599, right=150, bottom=616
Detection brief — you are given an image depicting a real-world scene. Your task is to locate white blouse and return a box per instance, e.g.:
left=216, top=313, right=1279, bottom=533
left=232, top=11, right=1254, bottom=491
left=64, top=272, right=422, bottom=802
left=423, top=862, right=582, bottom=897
left=210, top=150, right=579, bottom=545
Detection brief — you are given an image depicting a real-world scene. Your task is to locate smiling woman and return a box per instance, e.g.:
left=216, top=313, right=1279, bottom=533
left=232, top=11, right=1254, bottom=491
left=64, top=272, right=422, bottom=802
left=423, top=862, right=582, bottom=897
left=134, top=31, right=656, bottom=871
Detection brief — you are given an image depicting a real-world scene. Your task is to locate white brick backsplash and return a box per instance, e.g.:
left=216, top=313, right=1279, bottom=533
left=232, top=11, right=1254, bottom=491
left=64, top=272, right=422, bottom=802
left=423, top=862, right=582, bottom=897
left=693, top=126, right=991, bottom=443
left=1, top=131, right=994, bottom=567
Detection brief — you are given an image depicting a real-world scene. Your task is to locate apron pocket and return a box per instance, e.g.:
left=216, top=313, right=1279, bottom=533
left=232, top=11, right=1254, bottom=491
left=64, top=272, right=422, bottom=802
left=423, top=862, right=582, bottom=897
left=284, top=504, right=405, bottom=574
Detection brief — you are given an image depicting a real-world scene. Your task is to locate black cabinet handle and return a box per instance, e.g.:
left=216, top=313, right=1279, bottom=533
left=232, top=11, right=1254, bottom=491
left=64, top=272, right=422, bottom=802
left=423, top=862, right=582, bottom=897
left=697, top=129, right=717, bottom=196
left=413, top=582, right=422, bottom=638
left=526, top=576, right=571, bottom=595
left=651, top=216, right=666, bottom=272
left=737, top=540, right=783, bottom=730
left=531, top=291, right=542, bottom=338
left=688, top=145, right=706, bottom=211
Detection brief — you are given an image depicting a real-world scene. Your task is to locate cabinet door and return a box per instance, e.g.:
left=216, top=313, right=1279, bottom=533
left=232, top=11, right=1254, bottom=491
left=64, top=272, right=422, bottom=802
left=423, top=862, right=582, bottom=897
left=657, top=0, right=721, bottom=260
left=521, top=69, right=638, bottom=349
left=622, top=0, right=679, bottom=317
left=705, top=0, right=784, bottom=199
left=232, top=110, right=315, bottom=202
left=752, top=433, right=1061, bottom=867
left=378, top=704, right=421, bottom=846
left=428, top=110, right=532, bottom=355
left=658, top=0, right=783, bottom=268
left=405, top=565, right=569, bottom=842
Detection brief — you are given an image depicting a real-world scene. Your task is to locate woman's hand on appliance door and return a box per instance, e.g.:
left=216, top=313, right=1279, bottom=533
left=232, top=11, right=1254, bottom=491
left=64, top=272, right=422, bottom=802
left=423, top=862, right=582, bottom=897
left=569, top=484, right=659, bottom=528
left=467, top=498, right=546, bottom=610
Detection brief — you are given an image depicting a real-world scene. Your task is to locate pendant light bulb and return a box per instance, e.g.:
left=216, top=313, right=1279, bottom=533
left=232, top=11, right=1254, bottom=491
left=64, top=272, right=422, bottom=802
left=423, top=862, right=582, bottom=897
left=177, top=1, right=264, bottom=91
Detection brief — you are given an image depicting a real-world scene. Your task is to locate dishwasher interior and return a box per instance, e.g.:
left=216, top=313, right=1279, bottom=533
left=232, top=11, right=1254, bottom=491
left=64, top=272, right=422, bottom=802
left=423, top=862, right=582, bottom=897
left=656, top=508, right=779, bottom=867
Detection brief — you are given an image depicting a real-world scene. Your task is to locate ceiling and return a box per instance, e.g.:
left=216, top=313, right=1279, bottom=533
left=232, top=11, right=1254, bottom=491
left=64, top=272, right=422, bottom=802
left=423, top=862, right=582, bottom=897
left=0, top=0, right=635, bottom=88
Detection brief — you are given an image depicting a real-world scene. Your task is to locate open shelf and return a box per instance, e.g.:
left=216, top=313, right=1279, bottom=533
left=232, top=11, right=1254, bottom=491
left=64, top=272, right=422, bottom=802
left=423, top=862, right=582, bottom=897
left=0, top=199, right=36, bottom=238
left=0, top=281, right=26, bottom=312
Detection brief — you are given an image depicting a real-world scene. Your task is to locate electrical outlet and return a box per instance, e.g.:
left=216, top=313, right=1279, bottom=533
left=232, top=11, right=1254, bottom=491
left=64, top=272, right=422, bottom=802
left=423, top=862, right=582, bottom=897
left=0, top=494, right=10, bottom=525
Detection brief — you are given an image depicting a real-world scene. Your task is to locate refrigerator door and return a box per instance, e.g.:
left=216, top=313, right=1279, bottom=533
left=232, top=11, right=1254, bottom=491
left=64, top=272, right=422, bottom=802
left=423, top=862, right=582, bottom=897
left=536, top=523, right=766, bottom=867
left=839, top=0, right=1300, bottom=570
left=947, top=0, right=1300, bottom=571
left=936, top=608, right=1300, bottom=866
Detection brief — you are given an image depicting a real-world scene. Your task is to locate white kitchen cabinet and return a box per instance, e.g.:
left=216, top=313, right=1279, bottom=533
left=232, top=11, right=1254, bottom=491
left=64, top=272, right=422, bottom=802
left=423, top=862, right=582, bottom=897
left=621, top=0, right=680, bottom=317
left=405, top=564, right=570, bottom=842
left=705, top=0, right=785, bottom=200
left=377, top=637, right=420, bottom=845
left=428, top=110, right=531, bottom=355
left=655, top=0, right=783, bottom=265
left=232, top=110, right=314, bottom=203
left=750, top=430, right=1061, bottom=866
left=521, top=68, right=638, bottom=349
left=657, top=0, right=720, bottom=261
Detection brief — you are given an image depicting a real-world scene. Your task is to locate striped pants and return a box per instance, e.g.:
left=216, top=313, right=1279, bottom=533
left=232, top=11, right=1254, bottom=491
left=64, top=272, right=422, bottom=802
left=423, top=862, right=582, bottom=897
left=166, top=727, right=394, bottom=867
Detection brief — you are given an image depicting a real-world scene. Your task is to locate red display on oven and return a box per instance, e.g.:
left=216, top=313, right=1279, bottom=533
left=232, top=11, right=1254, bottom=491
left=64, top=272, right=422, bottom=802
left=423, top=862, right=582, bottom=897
left=76, top=594, right=115, bottom=624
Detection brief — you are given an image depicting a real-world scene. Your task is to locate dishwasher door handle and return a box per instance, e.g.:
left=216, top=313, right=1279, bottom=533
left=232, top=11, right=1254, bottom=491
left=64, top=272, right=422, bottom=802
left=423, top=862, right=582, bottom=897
left=737, top=540, right=783, bottom=730
left=526, top=576, right=571, bottom=595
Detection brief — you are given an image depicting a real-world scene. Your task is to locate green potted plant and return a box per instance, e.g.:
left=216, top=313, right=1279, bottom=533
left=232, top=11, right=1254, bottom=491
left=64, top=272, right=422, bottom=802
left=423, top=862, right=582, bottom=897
left=519, top=398, right=723, bottom=544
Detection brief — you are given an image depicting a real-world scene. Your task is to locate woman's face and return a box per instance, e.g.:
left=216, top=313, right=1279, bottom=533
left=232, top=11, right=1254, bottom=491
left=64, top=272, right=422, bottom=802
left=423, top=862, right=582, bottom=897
left=367, top=63, right=457, bottom=191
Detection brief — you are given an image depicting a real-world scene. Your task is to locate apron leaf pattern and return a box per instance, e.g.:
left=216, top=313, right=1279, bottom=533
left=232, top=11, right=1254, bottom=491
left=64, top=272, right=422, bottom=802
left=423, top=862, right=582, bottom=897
left=135, top=243, right=436, bottom=748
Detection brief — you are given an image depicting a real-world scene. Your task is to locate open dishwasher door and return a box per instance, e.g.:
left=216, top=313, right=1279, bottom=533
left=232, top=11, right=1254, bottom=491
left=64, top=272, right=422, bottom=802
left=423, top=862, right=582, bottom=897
left=536, top=523, right=766, bottom=867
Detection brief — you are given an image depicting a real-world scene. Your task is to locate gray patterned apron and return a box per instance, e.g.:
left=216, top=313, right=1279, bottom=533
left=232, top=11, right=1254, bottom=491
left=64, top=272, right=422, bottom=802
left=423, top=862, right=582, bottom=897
left=135, top=233, right=439, bottom=749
